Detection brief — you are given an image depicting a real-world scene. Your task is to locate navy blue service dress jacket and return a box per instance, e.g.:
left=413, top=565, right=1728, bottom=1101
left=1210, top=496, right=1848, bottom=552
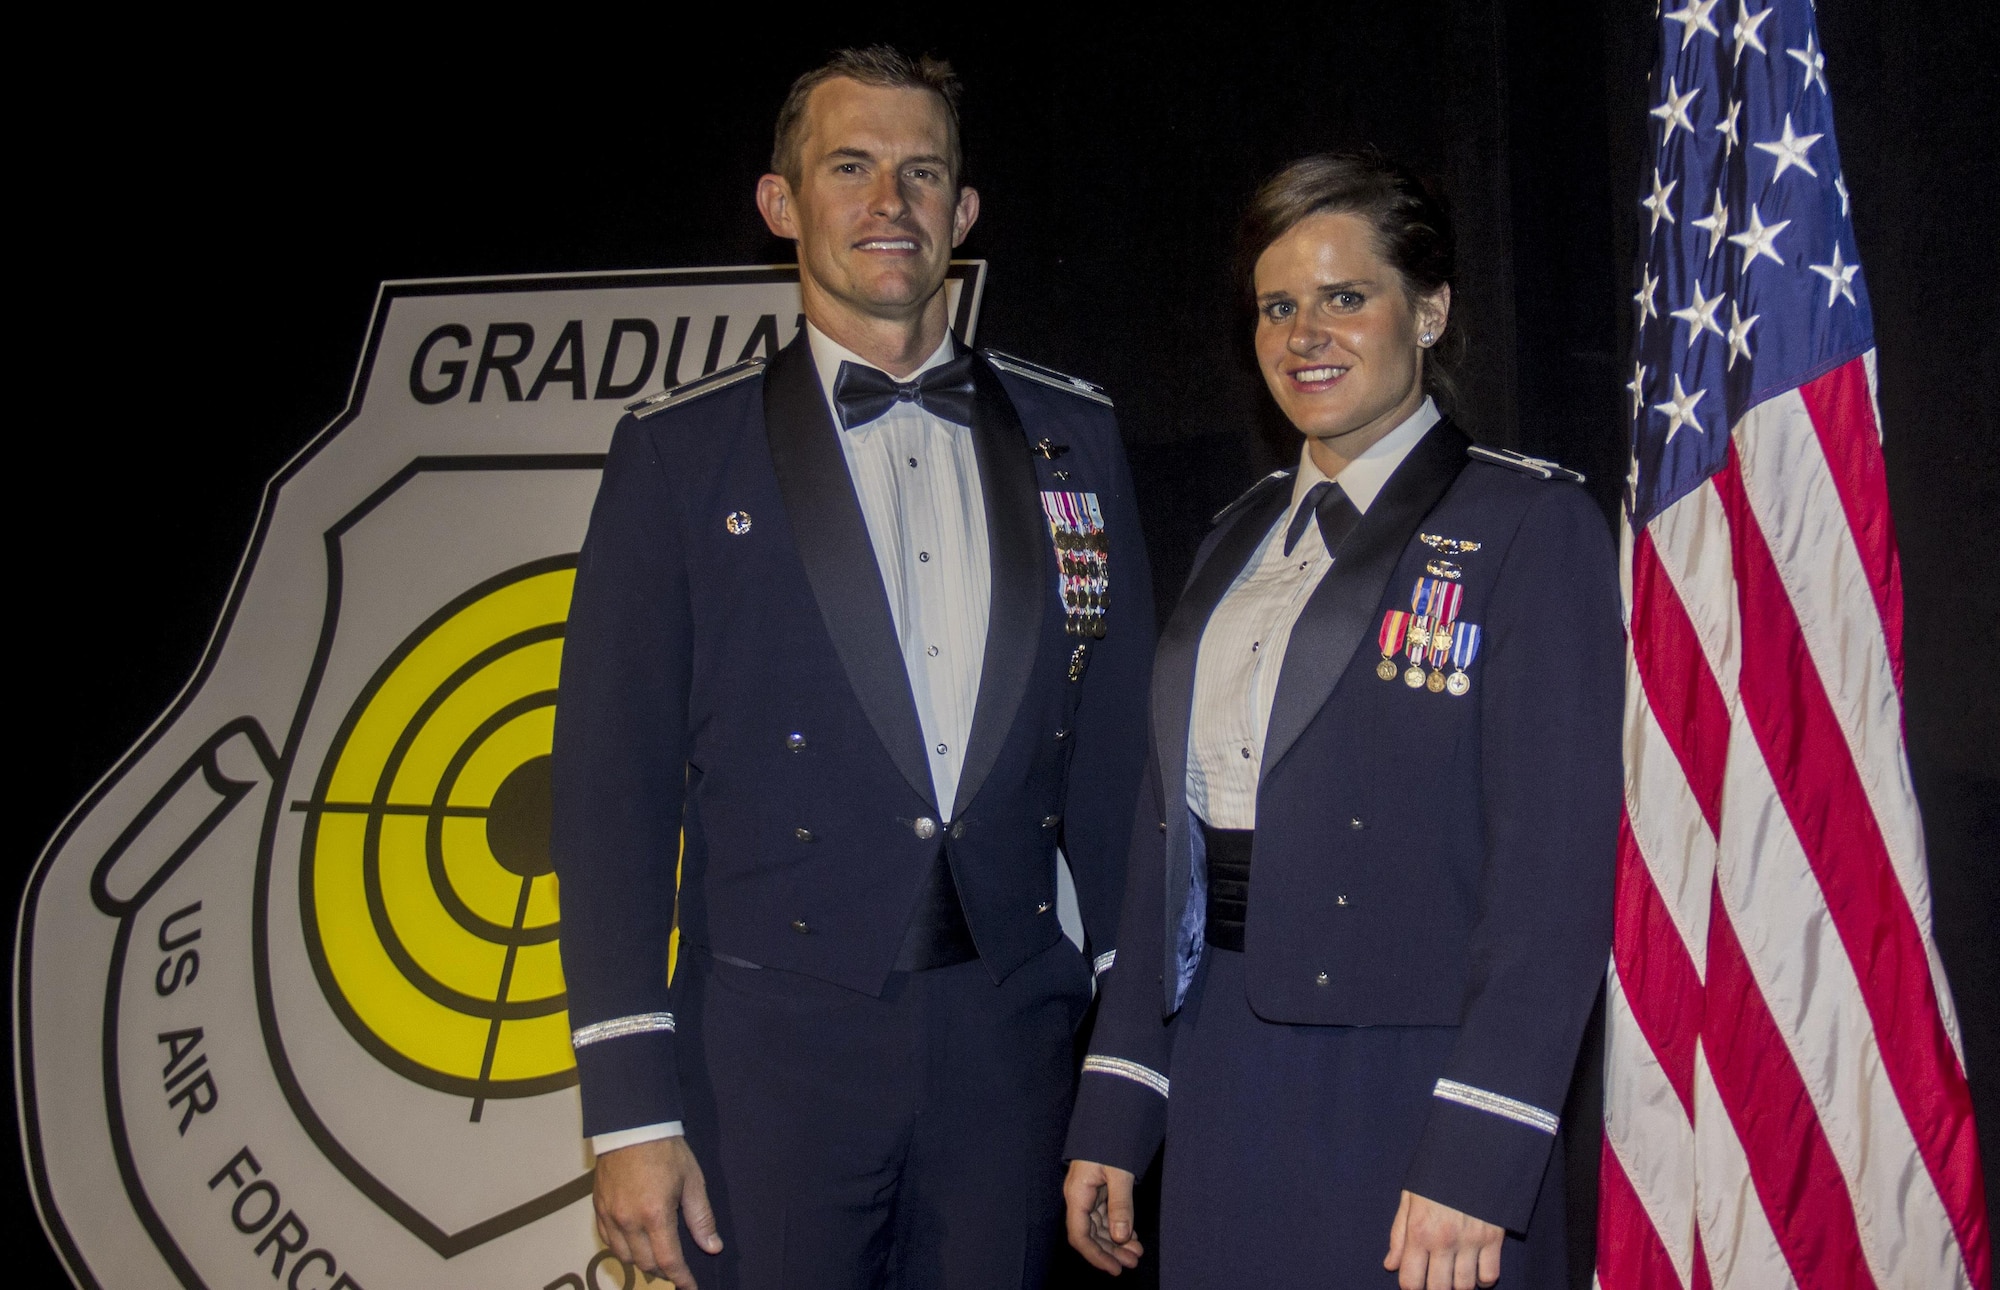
left=551, top=333, right=1154, bottom=1138
left=1066, top=419, right=1620, bottom=1235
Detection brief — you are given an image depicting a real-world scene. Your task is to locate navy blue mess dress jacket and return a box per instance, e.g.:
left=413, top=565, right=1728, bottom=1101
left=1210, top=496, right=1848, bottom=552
left=1067, top=419, right=1622, bottom=1237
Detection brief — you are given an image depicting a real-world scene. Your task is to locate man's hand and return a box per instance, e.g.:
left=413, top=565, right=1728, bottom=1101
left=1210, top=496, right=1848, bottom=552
left=593, top=1137, right=723, bottom=1289
left=1064, top=1158, right=1145, bottom=1275
left=1384, top=1189, right=1504, bottom=1290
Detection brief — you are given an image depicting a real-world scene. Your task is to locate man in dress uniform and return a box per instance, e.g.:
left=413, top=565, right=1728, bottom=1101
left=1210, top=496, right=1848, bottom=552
left=550, top=46, right=1154, bottom=1290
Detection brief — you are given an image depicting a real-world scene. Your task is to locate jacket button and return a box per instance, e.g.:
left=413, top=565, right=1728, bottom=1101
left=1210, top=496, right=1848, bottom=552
left=1315, top=971, right=1330, bottom=986
left=1054, top=727, right=1071, bottom=742
left=1349, top=816, right=1364, bottom=830
left=794, top=827, right=816, bottom=843
left=913, top=817, right=938, bottom=840
left=1158, top=820, right=1168, bottom=833
left=1036, top=901, right=1053, bottom=914
left=786, top=732, right=807, bottom=751
left=1042, top=814, right=1061, bottom=829
left=950, top=819, right=966, bottom=839
left=1337, top=894, right=1349, bottom=906
left=792, top=919, right=811, bottom=934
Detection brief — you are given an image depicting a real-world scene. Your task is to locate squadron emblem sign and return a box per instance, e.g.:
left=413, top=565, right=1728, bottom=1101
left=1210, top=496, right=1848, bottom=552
left=18, top=264, right=985, bottom=1288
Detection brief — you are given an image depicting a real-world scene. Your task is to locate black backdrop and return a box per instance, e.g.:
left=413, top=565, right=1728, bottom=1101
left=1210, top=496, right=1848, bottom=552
left=17, top=5, right=1996, bottom=1284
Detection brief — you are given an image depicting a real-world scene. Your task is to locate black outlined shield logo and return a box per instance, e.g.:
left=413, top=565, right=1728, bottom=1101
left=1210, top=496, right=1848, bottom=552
left=17, top=266, right=986, bottom=1287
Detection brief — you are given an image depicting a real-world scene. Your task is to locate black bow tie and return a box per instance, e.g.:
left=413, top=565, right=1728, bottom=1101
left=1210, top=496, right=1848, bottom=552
left=832, top=354, right=978, bottom=430
left=1283, top=480, right=1361, bottom=557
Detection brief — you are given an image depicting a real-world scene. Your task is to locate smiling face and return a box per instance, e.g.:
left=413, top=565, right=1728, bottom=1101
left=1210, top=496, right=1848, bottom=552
left=1252, top=210, right=1449, bottom=466
left=758, top=77, right=978, bottom=337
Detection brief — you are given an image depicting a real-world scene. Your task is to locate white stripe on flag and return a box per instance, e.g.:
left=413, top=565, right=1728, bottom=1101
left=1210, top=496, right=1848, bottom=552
left=1624, top=677, right=1716, bottom=971
left=1861, top=350, right=1885, bottom=445
left=1645, top=479, right=1742, bottom=693
left=1604, top=966, right=1697, bottom=1285
left=1692, top=1046, right=1799, bottom=1290
left=1714, top=707, right=1968, bottom=1290
left=1731, top=394, right=1963, bottom=1061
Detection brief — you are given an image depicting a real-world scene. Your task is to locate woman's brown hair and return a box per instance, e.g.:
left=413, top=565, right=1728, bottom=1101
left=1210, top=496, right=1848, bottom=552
left=1237, top=149, right=1463, bottom=408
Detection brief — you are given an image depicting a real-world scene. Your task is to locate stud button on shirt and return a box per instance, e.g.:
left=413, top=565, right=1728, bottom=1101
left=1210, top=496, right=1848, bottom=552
left=1186, top=399, right=1439, bottom=829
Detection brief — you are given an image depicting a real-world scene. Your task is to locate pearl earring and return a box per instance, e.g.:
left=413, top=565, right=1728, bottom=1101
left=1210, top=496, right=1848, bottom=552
left=1419, top=331, right=1435, bottom=347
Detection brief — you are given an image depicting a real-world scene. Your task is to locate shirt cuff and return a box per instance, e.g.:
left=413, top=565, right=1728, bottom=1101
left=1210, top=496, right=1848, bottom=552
left=591, top=1121, right=685, bottom=1155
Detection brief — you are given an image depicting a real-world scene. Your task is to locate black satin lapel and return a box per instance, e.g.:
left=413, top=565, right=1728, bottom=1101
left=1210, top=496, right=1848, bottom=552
left=1153, top=479, right=1291, bottom=937
left=1260, top=421, right=1472, bottom=778
left=952, top=358, right=1045, bottom=817
left=763, top=335, right=936, bottom=807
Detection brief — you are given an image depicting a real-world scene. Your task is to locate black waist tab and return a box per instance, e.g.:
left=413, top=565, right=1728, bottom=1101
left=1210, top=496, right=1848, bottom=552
left=1200, top=819, right=1254, bottom=952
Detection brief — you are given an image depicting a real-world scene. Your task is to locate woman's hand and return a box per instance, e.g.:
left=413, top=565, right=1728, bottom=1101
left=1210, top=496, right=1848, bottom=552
left=1384, top=1189, right=1503, bottom=1290
left=1063, top=1159, right=1145, bottom=1275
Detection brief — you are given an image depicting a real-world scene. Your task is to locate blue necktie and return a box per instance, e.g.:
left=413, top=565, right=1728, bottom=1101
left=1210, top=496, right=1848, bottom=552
left=832, top=355, right=978, bottom=430
left=1282, top=480, right=1361, bottom=557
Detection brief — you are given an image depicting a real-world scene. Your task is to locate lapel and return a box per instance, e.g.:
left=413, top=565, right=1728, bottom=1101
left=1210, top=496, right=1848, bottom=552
left=951, top=350, right=1045, bottom=818
left=1154, top=472, right=1292, bottom=977
left=762, top=334, right=936, bottom=808
left=1259, top=419, right=1471, bottom=779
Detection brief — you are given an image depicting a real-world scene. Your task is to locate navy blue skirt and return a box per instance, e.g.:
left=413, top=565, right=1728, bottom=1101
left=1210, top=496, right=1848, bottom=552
left=1157, top=948, right=1568, bottom=1288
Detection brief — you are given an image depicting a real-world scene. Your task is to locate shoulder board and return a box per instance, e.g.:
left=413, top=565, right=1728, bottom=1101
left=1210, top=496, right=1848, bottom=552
left=1212, top=470, right=1293, bottom=525
left=1466, top=444, right=1586, bottom=484
left=625, top=357, right=767, bottom=420
left=980, top=349, right=1113, bottom=407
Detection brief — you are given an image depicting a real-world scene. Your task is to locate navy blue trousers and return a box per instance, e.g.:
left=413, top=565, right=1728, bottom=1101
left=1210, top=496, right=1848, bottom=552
left=671, top=941, right=1093, bottom=1290
left=1158, top=948, right=1567, bottom=1288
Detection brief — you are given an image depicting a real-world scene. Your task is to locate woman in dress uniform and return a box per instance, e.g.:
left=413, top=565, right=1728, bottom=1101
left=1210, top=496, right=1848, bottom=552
left=1062, top=150, right=1621, bottom=1289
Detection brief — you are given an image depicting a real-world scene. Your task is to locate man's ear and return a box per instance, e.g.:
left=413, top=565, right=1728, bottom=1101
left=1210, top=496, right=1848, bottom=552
left=756, top=173, right=799, bottom=240
left=951, top=185, right=981, bottom=248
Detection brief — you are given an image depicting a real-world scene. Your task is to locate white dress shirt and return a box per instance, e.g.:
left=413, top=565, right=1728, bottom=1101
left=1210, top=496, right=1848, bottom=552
left=593, top=325, right=993, bottom=1157
left=1185, top=398, right=1439, bottom=829
left=809, top=324, right=991, bottom=818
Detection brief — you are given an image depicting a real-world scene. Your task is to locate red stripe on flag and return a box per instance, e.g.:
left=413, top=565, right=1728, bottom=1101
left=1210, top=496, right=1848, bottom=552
left=1689, top=1229, right=1713, bottom=1290
left=1615, top=814, right=1701, bottom=1114
left=1630, top=528, right=1730, bottom=830
left=1704, top=888, right=1878, bottom=1290
left=1597, top=1133, right=1688, bottom=1290
left=1714, top=451, right=1991, bottom=1282
left=1797, top=359, right=1906, bottom=690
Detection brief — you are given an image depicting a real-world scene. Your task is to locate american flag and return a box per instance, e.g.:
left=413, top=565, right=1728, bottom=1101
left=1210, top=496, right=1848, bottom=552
left=1598, top=2, right=1991, bottom=1288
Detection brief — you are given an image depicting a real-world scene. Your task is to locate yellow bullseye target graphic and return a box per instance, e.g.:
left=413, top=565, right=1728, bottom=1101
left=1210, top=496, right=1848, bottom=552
left=299, top=556, right=578, bottom=1117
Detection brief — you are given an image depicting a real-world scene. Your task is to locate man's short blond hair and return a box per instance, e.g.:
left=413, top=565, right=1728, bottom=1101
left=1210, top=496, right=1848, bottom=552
left=771, top=46, right=964, bottom=187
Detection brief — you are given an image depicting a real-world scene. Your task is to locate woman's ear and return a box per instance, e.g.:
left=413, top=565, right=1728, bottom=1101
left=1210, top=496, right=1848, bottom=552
left=1417, top=284, right=1452, bottom=343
